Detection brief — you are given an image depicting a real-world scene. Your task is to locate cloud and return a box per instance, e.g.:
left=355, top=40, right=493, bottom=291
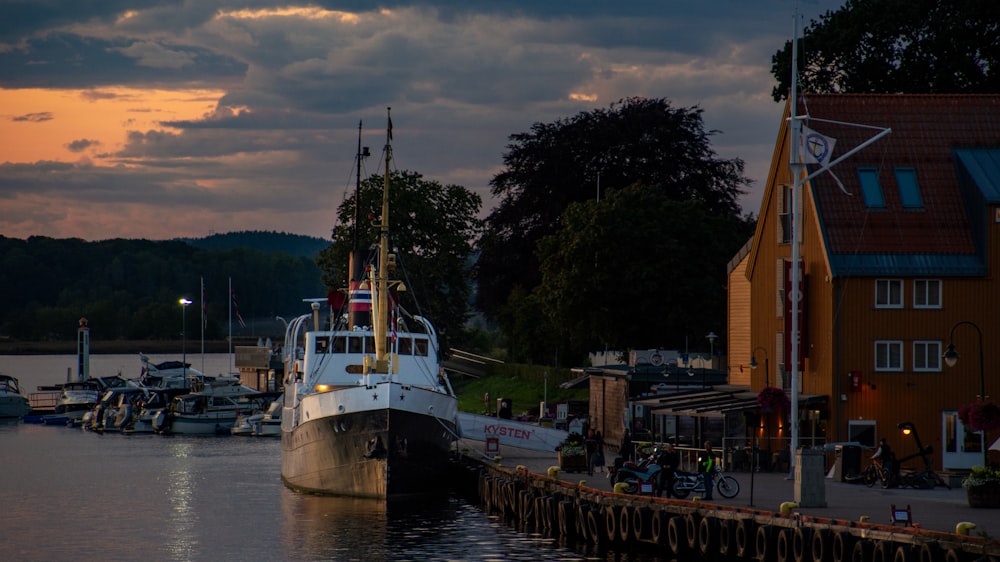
left=12, top=112, right=54, bottom=122
left=66, top=138, right=101, bottom=152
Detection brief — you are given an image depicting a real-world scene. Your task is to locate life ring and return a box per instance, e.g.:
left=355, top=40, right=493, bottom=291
left=793, top=526, right=813, bottom=562
left=852, top=539, right=874, bottom=562
left=697, top=516, right=718, bottom=557
left=811, top=528, right=831, bottom=562
left=834, top=531, right=855, bottom=562
left=735, top=518, right=756, bottom=558
left=777, top=528, right=792, bottom=562
left=617, top=505, right=630, bottom=542
left=756, top=525, right=774, bottom=561
left=718, top=518, right=733, bottom=557
left=685, top=513, right=700, bottom=551
left=587, top=508, right=605, bottom=545
left=667, top=515, right=686, bottom=555
left=631, top=506, right=652, bottom=541
left=604, top=505, right=619, bottom=543
left=650, top=509, right=667, bottom=545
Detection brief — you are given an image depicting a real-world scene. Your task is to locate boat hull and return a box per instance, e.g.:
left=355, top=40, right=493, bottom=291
left=281, top=384, right=457, bottom=499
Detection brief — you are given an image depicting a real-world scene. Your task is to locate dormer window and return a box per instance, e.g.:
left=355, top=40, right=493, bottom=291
left=894, top=167, right=923, bottom=208
left=858, top=167, right=886, bottom=208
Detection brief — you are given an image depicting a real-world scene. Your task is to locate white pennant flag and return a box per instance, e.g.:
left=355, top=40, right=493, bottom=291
left=800, top=126, right=836, bottom=167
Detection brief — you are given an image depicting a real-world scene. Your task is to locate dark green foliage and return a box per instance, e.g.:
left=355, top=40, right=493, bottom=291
left=0, top=235, right=324, bottom=340
left=315, top=170, right=483, bottom=353
left=183, top=231, right=329, bottom=258
left=771, top=0, right=1000, bottom=100
left=474, top=97, right=752, bottom=364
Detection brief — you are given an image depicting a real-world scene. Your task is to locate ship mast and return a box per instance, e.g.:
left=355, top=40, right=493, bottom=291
left=372, top=107, right=392, bottom=373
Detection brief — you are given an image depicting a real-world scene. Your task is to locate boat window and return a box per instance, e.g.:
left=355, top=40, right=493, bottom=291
left=398, top=337, right=413, bottom=355
left=414, top=338, right=429, bottom=357
left=332, top=336, right=347, bottom=353
left=315, top=338, right=329, bottom=353
left=364, top=336, right=375, bottom=354
left=348, top=336, right=363, bottom=353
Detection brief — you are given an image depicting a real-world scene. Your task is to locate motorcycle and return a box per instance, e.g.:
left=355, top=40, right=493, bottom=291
left=609, top=451, right=664, bottom=495
left=671, top=465, right=740, bottom=499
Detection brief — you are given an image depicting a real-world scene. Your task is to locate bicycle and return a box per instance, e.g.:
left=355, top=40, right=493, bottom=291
left=862, top=461, right=895, bottom=488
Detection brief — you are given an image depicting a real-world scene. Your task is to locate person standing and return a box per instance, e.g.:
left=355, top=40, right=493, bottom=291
left=620, top=428, right=633, bottom=462
left=591, top=430, right=606, bottom=474
left=585, top=429, right=597, bottom=476
left=657, top=443, right=680, bottom=498
left=698, top=441, right=717, bottom=500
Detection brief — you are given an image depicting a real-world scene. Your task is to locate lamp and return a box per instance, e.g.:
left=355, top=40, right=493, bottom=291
left=750, top=346, right=770, bottom=388
left=944, top=320, right=987, bottom=466
left=179, top=297, right=192, bottom=379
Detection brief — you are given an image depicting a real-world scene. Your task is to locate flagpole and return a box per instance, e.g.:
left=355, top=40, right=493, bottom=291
left=788, top=12, right=802, bottom=479
left=200, top=275, right=206, bottom=375
left=229, top=276, right=234, bottom=375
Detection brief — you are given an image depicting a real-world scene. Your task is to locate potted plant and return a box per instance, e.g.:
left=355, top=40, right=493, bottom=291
left=958, top=400, right=1000, bottom=432
left=756, top=386, right=790, bottom=413
left=963, top=465, right=1000, bottom=508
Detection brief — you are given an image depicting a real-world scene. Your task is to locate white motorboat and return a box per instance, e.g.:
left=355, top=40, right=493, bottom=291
left=152, top=379, right=265, bottom=435
left=280, top=113, right=460, bottom=499
left=232, top=395, right=282, bottom=437
left=0, top=374, right=31, bottom=418
left=138, top=354, right=205, bottom=389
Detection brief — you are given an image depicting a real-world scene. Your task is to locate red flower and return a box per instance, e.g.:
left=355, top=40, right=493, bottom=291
left=757, top=386, right=790, bottom=412
left=958, top=400, right=1000, bottom=432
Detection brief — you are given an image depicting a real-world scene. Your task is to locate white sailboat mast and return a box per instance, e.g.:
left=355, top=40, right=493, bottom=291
left=788, top=13, right=803, bottom=474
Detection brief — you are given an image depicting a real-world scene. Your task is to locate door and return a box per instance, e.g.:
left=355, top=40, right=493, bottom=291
left=941, top=410, right=983, bottom=470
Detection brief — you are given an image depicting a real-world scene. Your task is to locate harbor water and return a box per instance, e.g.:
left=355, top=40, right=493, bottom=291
left=0, top=354, right=665, bottom=561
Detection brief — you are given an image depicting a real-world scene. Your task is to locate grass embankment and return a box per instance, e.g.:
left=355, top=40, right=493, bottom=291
left=451, top=364, right=588, bottom=415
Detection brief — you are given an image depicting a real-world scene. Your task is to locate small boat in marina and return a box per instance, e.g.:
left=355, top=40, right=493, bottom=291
left=232, top=395, right=282, bottom=437
left=153, top=379, right=265, bottom=435
left=138, top=353, right=205, bottom=389
left=83, top=386, right=151, bottom=433
left=0, top=374, right=31, bottom=418
left=280, top=113, right=460, bottom=499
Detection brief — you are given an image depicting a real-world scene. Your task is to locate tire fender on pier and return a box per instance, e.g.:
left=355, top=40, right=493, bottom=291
left=557, top=500, right=574, bottom=538
left=892, top=544, right=914, bottom=562
left=604, top=505, right=619, bottom=543
left=735, top=518, right=755, bottom=559
left=632, top=506, right=652, bottom=541
left=717, top=518, right=733, bottom=557
left=667, top=515, right=686, bottom=555
left=833, top=531, right=855, bottom=562
left=697, top=515, right=718, bottom=557
left=793, top=526, right=813, bottom=562
left=685, top=513, right=700, bottom=551
left=852, top=539, right=874, bottom=562
left=873, top=540, right=893, bottom=562
left=650, top=509, right=668, bottom=545
left=777, top=528, right=792, bottom=562
left=586, top=508, right=605, bottom=545
left=618, top=504, right=631, bottom=542
left=575, top=502, right=591, bottom=541
left=756, top=525, right=774, bottom=561
left=811, top=528, right=832, bottom=562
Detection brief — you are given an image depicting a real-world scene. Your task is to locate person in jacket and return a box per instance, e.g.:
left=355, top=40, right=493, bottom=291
left=656, top=443, right=680, bottom=498
left=698, top=441, right=717, bottom=500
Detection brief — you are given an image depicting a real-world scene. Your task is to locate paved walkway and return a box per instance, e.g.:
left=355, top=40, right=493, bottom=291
left=458, top=439, right=997, bottom=538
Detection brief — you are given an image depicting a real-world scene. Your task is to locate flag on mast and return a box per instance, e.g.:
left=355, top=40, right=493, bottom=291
left=201, top=276, right=207, bottom=330
left=800, top=125, right=836, bottom=167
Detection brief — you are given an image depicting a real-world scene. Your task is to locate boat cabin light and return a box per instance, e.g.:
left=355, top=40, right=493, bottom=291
left=315, top=384, right=331, bottom=393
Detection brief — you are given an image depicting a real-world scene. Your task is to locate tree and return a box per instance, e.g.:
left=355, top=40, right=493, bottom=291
left=530, top=185, right=755, bottom=364
left=316, top=170, right=483, bottom=353
left=474, top=98, right=750, bottom=360
left=770, top=0, right=1000, bottom=101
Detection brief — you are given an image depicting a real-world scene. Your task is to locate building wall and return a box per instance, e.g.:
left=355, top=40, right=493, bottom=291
left=589, top=376, right=627, bottom=450
left=727, top=249, right=752, bottom=387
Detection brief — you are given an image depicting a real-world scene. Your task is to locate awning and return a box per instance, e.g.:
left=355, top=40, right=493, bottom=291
left=647, top=389, right=826, bottom=418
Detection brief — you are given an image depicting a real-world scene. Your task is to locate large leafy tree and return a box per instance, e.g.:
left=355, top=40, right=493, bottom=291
left=316, top=170, right=483, bottom=352
left=475, top=97, right=749, bottom=330
left=531, top=185, right=756, bottom=364
left=770, top=0, right=1000, bottom=101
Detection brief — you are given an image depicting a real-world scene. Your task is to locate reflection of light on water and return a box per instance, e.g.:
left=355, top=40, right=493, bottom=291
left=166, top=441, right=199, bottom=560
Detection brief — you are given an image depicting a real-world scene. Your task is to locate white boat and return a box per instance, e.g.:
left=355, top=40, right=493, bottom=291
left=0, top=374, right=31, bottom=418
left=83, top=386, right=151, bottom=433
left=152, top=379, right=265, bottom=435
left=232, top=396, right=282, bottom=437
left=280, top=113, right=460, bottom=499
left=138, top=353, right=205, bottom=389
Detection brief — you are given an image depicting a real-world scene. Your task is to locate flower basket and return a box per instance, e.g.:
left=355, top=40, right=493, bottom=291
left=757, top=386, right=790, bottom=413
left=963, top=465, right=1000, bottom=508
left=958, top=400, right=1000, bottom=432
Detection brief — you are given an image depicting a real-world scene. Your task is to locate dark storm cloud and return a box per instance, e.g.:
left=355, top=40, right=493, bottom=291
left=66, top=138, right=100, bottom=152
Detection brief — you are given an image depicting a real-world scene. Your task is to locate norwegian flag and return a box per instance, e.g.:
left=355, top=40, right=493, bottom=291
left=231, top=288, right=247, bottom=329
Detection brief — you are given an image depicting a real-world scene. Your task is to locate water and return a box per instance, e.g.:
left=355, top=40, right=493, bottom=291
left=0, top=354, right=668, bottom=561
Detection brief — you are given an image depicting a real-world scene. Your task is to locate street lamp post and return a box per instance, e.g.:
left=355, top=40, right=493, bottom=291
left=180, top=298, right=192, bottom=379
left=943, top=320, right=988, bottom=467
left=750, top=346, right=770, bottom=388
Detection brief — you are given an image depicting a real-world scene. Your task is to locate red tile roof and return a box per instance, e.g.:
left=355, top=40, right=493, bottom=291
left=798, top=94, right=1000, bottom=258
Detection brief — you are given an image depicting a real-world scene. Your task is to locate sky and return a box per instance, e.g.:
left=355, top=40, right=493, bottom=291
left=0, top=0, right=847, bottom=242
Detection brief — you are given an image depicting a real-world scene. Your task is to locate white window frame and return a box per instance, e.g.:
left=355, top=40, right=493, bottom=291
left=913, top=279, right=941, bottom=309
left=875, top=340, right=903, bottom=372
left=912, top=340, right=941, bottom=372
left=875, top=279, right=903, bottom=309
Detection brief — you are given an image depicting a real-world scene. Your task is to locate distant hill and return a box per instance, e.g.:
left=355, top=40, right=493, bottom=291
left=182, top=231, right=329, bottom=258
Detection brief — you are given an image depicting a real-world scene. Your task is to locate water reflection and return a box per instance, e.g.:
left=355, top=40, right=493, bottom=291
left=166, top=441, right=198, bottom=561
